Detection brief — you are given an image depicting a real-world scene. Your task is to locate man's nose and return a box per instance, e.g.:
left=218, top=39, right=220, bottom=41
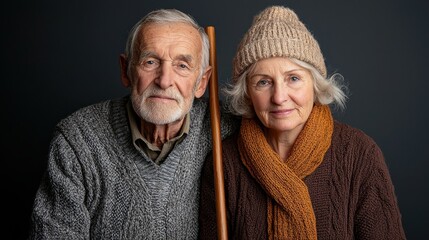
left=155, top=62, right=174, bottom=89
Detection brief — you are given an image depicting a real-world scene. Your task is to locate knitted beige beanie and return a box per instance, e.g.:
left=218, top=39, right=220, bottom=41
left=233, top=5, right=327, bottom=79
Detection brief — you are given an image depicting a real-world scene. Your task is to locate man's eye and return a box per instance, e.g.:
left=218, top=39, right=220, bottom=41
left=176, top=62, right=190, bottom=70
left=142, top=59, right=159, bottom=69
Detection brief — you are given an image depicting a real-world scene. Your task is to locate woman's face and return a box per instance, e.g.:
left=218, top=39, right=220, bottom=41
left=247, top=57, right=314, bottom=136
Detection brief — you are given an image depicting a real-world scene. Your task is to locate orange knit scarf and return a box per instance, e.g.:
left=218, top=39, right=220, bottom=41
left=238, top=104, right=333, bottom=240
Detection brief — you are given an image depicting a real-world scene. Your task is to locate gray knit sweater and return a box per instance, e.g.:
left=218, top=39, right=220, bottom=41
left=29, top=96, right=237, bottom=239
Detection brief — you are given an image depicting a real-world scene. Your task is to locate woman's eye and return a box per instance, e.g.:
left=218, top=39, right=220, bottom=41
left=290, top=76, right=300, bottom=82
left=256, top=79, right=271, bottom=87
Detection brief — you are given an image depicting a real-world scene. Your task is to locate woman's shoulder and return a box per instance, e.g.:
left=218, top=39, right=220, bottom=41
left=332, top=120, right=379, bottom=149
left=330, top=120, right=386, bottom=172
left=221, top=131, right=240, bottom=159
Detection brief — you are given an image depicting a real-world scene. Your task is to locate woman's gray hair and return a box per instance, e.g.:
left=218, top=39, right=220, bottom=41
left=124, top=9, right=210, bottom=81
left=224, top=58, right=348, bottom=118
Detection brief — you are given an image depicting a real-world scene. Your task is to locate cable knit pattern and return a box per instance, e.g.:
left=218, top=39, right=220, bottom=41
left=29, top=96, right=237, bottom=239
left=199, top=121, right=406, bottom=239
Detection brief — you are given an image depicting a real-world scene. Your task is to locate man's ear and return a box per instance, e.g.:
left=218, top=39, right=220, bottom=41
left=194, top=66, right=212, bottom=98
left=119, top=54, right=131, bottom=88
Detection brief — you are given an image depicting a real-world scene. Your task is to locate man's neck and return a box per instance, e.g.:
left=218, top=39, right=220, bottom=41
left=140, top=118, right=185, bottom=148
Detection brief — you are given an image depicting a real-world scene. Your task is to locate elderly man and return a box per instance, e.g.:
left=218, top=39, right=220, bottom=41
left=29, top=9, right=236, bottom=239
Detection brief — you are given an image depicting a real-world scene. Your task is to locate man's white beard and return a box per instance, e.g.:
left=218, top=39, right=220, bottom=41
left=131, top=85, right=194, bottom=125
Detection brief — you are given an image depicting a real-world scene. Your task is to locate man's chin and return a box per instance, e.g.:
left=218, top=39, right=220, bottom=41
left=141, top=111, right=184, bottom=125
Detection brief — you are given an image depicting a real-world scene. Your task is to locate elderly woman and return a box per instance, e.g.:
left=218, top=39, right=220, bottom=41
left=199, top=5, right=406, bottom=240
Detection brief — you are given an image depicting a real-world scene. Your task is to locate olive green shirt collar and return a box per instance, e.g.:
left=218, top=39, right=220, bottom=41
left=126, top=100, right=190, bottom=164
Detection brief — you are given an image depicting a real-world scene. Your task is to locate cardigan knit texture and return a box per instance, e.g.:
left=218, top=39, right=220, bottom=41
left=29, top=96, right=237, bottom=239
left=199, top=120, right=406, bottom=239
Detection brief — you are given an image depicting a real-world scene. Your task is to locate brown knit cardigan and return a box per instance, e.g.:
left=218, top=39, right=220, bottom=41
left=198, top=120, right=406, bottom=239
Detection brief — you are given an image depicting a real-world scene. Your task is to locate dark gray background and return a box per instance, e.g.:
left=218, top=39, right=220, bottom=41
left=3, top=0, right=428, bottom=239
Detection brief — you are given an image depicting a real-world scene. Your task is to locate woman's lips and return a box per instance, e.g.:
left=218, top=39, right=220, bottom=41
left=270, top=108, right=294, bottom=117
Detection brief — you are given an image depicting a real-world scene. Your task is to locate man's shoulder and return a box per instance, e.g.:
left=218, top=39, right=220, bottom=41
left=190, top=97, right=209, bottom=114
left=189, top=98, right=211, bottom=129
left=57, top=97, right=127, bottom=131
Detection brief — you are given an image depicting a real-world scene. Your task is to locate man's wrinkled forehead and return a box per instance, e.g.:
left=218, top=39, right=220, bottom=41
left=135, top=22, right=202, bottom=63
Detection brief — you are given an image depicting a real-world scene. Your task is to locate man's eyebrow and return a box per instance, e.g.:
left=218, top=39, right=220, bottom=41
left=138, top=51, right=195, bottom=65
left=175, top=54, right=194, bottom=64
left=139, top=50, right=158, bottom=60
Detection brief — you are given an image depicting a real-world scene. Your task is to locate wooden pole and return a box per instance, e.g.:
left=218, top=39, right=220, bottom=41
left=205, top=26, right=228, bottom=240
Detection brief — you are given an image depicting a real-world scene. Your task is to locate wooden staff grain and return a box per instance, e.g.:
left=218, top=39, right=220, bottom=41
left=205, top=26, right=228, bottom=240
